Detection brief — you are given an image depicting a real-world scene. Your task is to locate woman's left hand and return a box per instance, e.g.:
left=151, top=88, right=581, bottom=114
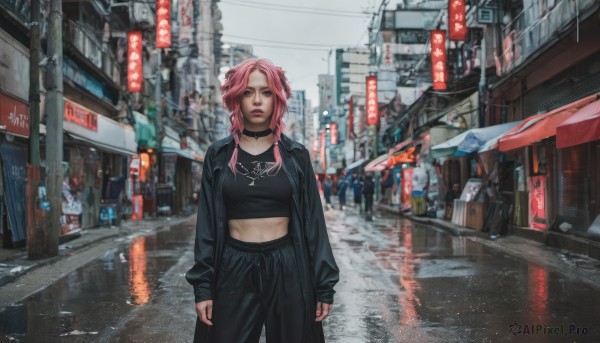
left=315, top=302, right=333, bottom=322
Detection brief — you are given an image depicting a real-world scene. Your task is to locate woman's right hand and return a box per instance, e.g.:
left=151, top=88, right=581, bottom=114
left=195, top=300, right=213, bottom=326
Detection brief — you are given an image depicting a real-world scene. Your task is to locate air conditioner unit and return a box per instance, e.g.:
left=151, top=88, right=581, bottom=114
left=477, top=8, right=495, bottom=24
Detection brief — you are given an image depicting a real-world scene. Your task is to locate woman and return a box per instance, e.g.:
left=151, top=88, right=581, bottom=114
left=185, top=58, right=339, bottom=343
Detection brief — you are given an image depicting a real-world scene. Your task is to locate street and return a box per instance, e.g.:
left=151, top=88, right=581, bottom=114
left=1, top=207, right=600, bottom=342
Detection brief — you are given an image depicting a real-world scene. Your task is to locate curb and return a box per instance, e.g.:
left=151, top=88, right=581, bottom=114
left=375, top=203, right=600, bottom=290
left=0, top=212, right=196, bottom=289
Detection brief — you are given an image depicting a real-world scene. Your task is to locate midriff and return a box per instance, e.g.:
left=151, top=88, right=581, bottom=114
left=228, top=217, right=289, bottom=242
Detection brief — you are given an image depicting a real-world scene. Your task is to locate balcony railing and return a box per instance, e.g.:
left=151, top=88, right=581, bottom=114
left=64, top=20, right=120, bottom=86
left=501, top=0, right=597, bottom=74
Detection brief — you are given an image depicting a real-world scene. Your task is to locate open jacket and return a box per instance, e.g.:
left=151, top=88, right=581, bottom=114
left=185, top=134, right=339, bottom=341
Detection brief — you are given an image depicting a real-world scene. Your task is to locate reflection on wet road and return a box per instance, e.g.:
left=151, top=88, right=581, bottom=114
left=1, top=207, right=599, bottom=342
left=325, top=208, right=600, bottom=342
left=0, top=224, right=197, bottom=342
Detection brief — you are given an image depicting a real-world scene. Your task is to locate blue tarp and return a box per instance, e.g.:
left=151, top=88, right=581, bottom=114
left=0, top=143, right=27, bottom=243
left=430, top=122, right=521, bottom=158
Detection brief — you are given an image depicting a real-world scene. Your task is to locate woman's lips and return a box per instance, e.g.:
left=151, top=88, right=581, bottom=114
left=251, top=109, right=263, bottom=114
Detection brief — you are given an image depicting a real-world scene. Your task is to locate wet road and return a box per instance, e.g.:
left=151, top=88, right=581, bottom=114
left=326, top=207, right=600, bottom=342
left=1, top=206, right=600, bottom=342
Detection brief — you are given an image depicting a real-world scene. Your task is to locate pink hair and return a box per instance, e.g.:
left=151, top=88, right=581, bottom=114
left=221, top=58, right=292, bottom=173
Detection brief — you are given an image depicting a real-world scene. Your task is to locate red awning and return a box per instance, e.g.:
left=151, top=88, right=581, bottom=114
left=498, top=95, right=598, bottom=152
left=364, top=153, right=389, bottom=172
left=556, top=96, right=600, bottom=149
left=389, top=137, right=423, bottom=156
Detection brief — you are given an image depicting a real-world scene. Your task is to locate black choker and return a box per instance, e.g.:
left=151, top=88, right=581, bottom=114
left=242, top=128, right=272, bottom=140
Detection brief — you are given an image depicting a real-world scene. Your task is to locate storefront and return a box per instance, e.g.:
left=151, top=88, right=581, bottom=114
left=61, top=98, right=137, bottom=232
left=0, top=28, right=31, bottom=248
left=159, top=126, right=203, bottom=215
left=132, top=111, right=158, bottom=218
left=0, top=91, right=30, bottom=248
left=555, top=96, right=600, bottom=233
left=497, top=94, right=598, bottom=231
left=431, top=122, right=521, bottom=228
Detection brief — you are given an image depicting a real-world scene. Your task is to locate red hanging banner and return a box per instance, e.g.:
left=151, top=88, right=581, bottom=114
left=430, top=30, right=448, bottom=91
left=127, top=31, right=143, bottom=92
left=366, top=76, right=378, bottom=126
left=156, top=0, right=172, bottom=48
left=448, top=0, right=467, bottom=41
left=330, top=122, right=338, bottom=145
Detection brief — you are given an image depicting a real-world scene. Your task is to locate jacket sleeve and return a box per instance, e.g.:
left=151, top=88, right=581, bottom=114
left=185, top=147, right=216, bottom=303
left=300, top=149, right=340, bottom=304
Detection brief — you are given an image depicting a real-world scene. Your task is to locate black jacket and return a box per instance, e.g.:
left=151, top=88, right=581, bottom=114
left=185, top=134, right=339, bottom=340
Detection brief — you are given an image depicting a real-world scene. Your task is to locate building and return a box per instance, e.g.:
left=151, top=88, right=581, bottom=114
left=0, top=0, right=224, bottom=251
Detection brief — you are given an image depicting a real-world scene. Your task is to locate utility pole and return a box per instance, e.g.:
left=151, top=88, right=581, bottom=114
left=44, top=0, right=64, bottom=257
left=155, top=50, right=163, bottom=147
left=28, top=0, right=43, bottom=258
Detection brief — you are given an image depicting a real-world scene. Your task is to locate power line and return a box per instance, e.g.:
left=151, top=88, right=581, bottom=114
left=223, top=0, right=371, bottom=15
left=222, top=40, right=330, bottom=51
left=222, top=34, right=356, bottom=48
left=221, top=0, right=369, bottom=18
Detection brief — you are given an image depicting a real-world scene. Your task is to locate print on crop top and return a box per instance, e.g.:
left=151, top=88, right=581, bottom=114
left=235, top=159, right=278, bottom=186
left=222, top=144, right=292, bottom=220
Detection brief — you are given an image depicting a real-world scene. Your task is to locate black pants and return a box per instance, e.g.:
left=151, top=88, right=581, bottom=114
left=198, top=234, right=307, bottom=343
left=364, top=194, right=373, bottom=215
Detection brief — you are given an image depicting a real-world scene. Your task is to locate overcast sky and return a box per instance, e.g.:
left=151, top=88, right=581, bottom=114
left=219, top=0, right=380, bottom=107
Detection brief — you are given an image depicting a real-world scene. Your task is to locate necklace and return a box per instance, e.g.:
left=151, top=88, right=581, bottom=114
left=242, top=128, right=272, bottom=140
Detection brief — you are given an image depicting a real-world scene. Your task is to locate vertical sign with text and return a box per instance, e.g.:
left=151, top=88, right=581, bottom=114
left=366, top=76, right=378, bottom=126
left=330, top=122, right=338, bottom=145
left=127, top=31, right=143, bottom=92
left=178, top=0, right=193, bottom=44
left=430, top=30, right=448, bottom=91
left=448, top=0, right=467, bottom=41
left=156, top=0, right=172, bottom=48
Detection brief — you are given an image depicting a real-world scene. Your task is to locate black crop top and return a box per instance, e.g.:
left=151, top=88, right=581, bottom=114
left=222, top=145, right=292, bottom=220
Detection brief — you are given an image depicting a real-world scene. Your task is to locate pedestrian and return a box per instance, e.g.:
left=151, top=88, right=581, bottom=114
left=363, top=173, right=375, bottom=220
left=411, top=164, right=428, bottom=216
left=337, top=175, right=348, bottom=210
left=351, top=172, right=362, bottom=211
left=380, top=169, right=393, bottom=205
left=323, top=176, right=333, bottom=210
left=185, top=58, right=339, bottom=343
left=445, top=183, right=461, bottom=220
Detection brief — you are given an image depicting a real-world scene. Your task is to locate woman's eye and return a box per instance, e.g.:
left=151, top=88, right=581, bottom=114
left=262, top=90, right=272, bottom=96
left=243, top=90, right=252, bottom=96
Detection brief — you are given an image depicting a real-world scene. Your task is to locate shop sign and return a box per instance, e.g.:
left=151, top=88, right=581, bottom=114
left=448, top=0, right=467, bottom=41
left=130, top=156, right=140, bottom=176
left=330, top=122, right=338, bottom=145
left=430, top=30, right=447, bottom=90
left=63, top=98, right=137, bottom=155
left=366, top=75, right=379, bottom=126
left=127, top=31, right=143, bottom=92
left=401, top=168, right=414, bottom=211
left=64, top=99, right=98, bottom=132
left=156, top=0, right=172, bottom=48
left=0, top=92, right=29, bottom=137
left=529, top=176, right=548, bottom=230
left=178, top=0, right=193, bottom=44
left=382, top=43, right=394, bottom=68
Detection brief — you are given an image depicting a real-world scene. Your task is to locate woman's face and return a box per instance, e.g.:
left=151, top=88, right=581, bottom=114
left=241, top=70, right=274, bottom=131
